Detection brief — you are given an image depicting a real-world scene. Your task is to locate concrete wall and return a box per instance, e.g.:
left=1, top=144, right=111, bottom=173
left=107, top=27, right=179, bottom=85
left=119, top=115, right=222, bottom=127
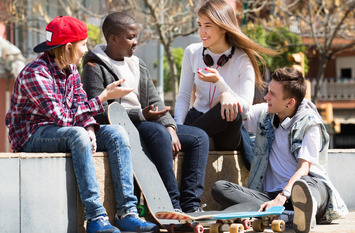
left=0, top=149, right=354, bottom=233
left=0, top=153, right=78, bottom=233
left=175, top=151, right=249, bottom=211
left=326, top=149, right=355, bottom=211
left=0, top=151, right=247, bottom=233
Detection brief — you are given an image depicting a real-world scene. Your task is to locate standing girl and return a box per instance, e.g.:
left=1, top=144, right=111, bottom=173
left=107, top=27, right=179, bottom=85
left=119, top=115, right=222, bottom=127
left=174, top=0, right=278, bottom=157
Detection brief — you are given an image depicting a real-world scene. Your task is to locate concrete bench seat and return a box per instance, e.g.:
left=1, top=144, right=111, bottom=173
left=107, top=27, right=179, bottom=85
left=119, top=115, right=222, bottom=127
left=0, top=150, right=249, bottom=233
left=1, top=149, right=354, bottom=232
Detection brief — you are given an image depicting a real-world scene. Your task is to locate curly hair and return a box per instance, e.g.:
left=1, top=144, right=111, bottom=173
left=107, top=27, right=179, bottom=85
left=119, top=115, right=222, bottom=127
left=102, top=12, right=137, bottom=42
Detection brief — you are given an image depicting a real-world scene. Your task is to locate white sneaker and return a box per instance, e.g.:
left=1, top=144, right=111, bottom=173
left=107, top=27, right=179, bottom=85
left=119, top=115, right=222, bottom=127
left=291, top=179, right=316, bottom=233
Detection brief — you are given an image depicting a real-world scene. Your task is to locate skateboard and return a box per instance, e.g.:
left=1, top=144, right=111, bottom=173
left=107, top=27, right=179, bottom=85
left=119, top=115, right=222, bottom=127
left=156, top=205, right=285, bottom=233
left=155, top=202, right=260, bottom=233
left=107, top=102, right=178, bottom=227
left=107, top=102, right=283, bottom=233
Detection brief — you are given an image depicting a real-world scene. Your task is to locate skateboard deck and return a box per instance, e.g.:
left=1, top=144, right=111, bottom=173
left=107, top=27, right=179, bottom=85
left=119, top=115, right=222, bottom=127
left=107, top=102, right=283, bottom=232
left=156, top=206, right=285, bottom=233
left=108, top=102, right=178, bottom=227
left=214, top=205, right=285, bottom=220
left=155, top=202, right=261, bottom=221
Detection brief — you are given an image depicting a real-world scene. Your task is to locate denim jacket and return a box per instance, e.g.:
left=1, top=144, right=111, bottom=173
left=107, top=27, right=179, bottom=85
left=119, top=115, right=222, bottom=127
left=247, top=99, right=348, bottom=221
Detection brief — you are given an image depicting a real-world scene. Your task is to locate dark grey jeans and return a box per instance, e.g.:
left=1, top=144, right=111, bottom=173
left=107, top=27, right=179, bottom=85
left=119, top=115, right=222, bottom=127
left=212, top=175, right=329, bottom=221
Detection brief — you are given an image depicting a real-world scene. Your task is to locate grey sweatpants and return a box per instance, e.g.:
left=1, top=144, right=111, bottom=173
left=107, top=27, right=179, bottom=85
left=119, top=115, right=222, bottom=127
left=211, top=175, right=329, bottom=221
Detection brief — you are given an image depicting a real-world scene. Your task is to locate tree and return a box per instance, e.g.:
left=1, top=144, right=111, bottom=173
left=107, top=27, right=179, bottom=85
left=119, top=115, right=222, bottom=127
left=120, top=0, right=203, bottom=108
left=242, top=24, right=308, bottom=75
left=123, top=0, right=200, bottom=106
left=3, top=0, right=110, bottom=56
left=266, top=0, right=355, bottom=103
left=153, top=47, right=184, bottom=93
left=5, top=0, right=204, bottom=107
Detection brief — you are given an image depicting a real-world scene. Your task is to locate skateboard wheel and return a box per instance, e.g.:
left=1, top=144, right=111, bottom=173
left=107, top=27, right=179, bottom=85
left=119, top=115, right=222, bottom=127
left=271, top=219, right=285, bottom=232
left=242, top=219, right=251, bottom=230
left=220, top=223, right=230, bottom=232
left=193, top=224, right=204, bottom=233
left=252, top=219, right=265, bottom=232
left=209, top=223, right=222, bottom=233
left=230, top=223, right=244, bottom=233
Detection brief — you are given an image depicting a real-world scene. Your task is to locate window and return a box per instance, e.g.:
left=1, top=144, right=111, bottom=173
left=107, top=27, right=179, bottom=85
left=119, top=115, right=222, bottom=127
left=341, top=68, right=352, bottom=79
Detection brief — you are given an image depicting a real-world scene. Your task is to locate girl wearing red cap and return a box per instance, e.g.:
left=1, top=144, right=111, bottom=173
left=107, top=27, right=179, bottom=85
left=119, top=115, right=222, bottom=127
left=6, top=16, right=157, bottom=233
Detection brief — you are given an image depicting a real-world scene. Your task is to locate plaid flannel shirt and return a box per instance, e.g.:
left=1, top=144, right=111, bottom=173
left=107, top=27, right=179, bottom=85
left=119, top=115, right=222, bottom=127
left=5, top=52, right=103, bottom=152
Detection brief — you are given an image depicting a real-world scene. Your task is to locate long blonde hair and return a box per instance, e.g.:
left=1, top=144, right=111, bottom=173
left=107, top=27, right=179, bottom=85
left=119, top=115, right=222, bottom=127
left=198, top=0, right=278, bottom=90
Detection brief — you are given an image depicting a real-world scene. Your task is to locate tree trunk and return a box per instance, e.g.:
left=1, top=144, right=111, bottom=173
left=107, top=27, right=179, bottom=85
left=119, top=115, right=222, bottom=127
left=165, top=45, right=178, bottom=111
left=312, top=54, right=328, bottom=104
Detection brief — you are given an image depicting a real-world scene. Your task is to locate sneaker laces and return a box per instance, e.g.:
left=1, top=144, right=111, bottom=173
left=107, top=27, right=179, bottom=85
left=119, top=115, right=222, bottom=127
left=90, top=215, right=110, bottom=226
left=119, top=212, right=144, bottom=221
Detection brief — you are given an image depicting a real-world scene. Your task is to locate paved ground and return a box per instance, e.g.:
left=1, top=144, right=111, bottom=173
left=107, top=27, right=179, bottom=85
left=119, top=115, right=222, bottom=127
left=159, top=211, right=355, bottom=233
left=252, top=211, right=355, bottom=233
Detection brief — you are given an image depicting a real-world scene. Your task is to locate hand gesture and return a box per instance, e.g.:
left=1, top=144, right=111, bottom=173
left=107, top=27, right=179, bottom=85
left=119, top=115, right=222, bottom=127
left=86, top=126, right=97, bottom=153
left=220, top=92, right=242, bottom=122
left=99, top=79, right=134, bottom=102
left=167, top=126, right=181, bottom=159
left=197, top=67, right=221, bottom=83
left=142, top=105, right=170, bottom=121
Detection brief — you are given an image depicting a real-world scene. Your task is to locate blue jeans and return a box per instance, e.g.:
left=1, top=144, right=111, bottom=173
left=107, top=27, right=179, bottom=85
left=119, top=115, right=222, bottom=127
left=134, top=122, right=209, bottom=212
left=21, top=124, right=138, bottom=220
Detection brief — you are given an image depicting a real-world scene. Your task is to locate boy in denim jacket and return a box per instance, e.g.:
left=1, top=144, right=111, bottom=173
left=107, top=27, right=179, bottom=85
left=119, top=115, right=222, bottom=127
left=212, top=67, right=348, bottom=233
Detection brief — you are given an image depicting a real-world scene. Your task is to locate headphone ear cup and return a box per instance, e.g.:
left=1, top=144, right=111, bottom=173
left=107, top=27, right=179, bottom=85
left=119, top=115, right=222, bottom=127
left=217, top=54, right=228, bottom=67
left=203, top=54, right=214, bottom=67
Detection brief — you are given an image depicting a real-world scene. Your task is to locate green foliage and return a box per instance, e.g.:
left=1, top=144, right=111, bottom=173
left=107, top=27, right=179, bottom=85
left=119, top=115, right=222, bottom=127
left=77, top=24, right=103, bottom=75
left=242, top=25, right=309, bottom=74
left=154, top=47, right=184, bottom=93
left=87, top=24, right=104, bottom=50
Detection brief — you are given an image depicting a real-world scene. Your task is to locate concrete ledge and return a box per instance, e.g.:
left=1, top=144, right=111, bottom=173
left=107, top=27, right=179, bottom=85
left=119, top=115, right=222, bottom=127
left=0, top=151, right=247, bottom=233
left=326, top=149, right=355, bottom=212
left=0, top=152, right=112, bottom=233
left=0, top=152, right=79, bottom=233
left=174, top=151, right=249, bottom=210
left=1, top=149, right=354, bottom=233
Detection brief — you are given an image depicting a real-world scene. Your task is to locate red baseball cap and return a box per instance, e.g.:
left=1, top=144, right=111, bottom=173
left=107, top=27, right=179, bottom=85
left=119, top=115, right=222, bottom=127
left=33, top=16, right=87, bottom=53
